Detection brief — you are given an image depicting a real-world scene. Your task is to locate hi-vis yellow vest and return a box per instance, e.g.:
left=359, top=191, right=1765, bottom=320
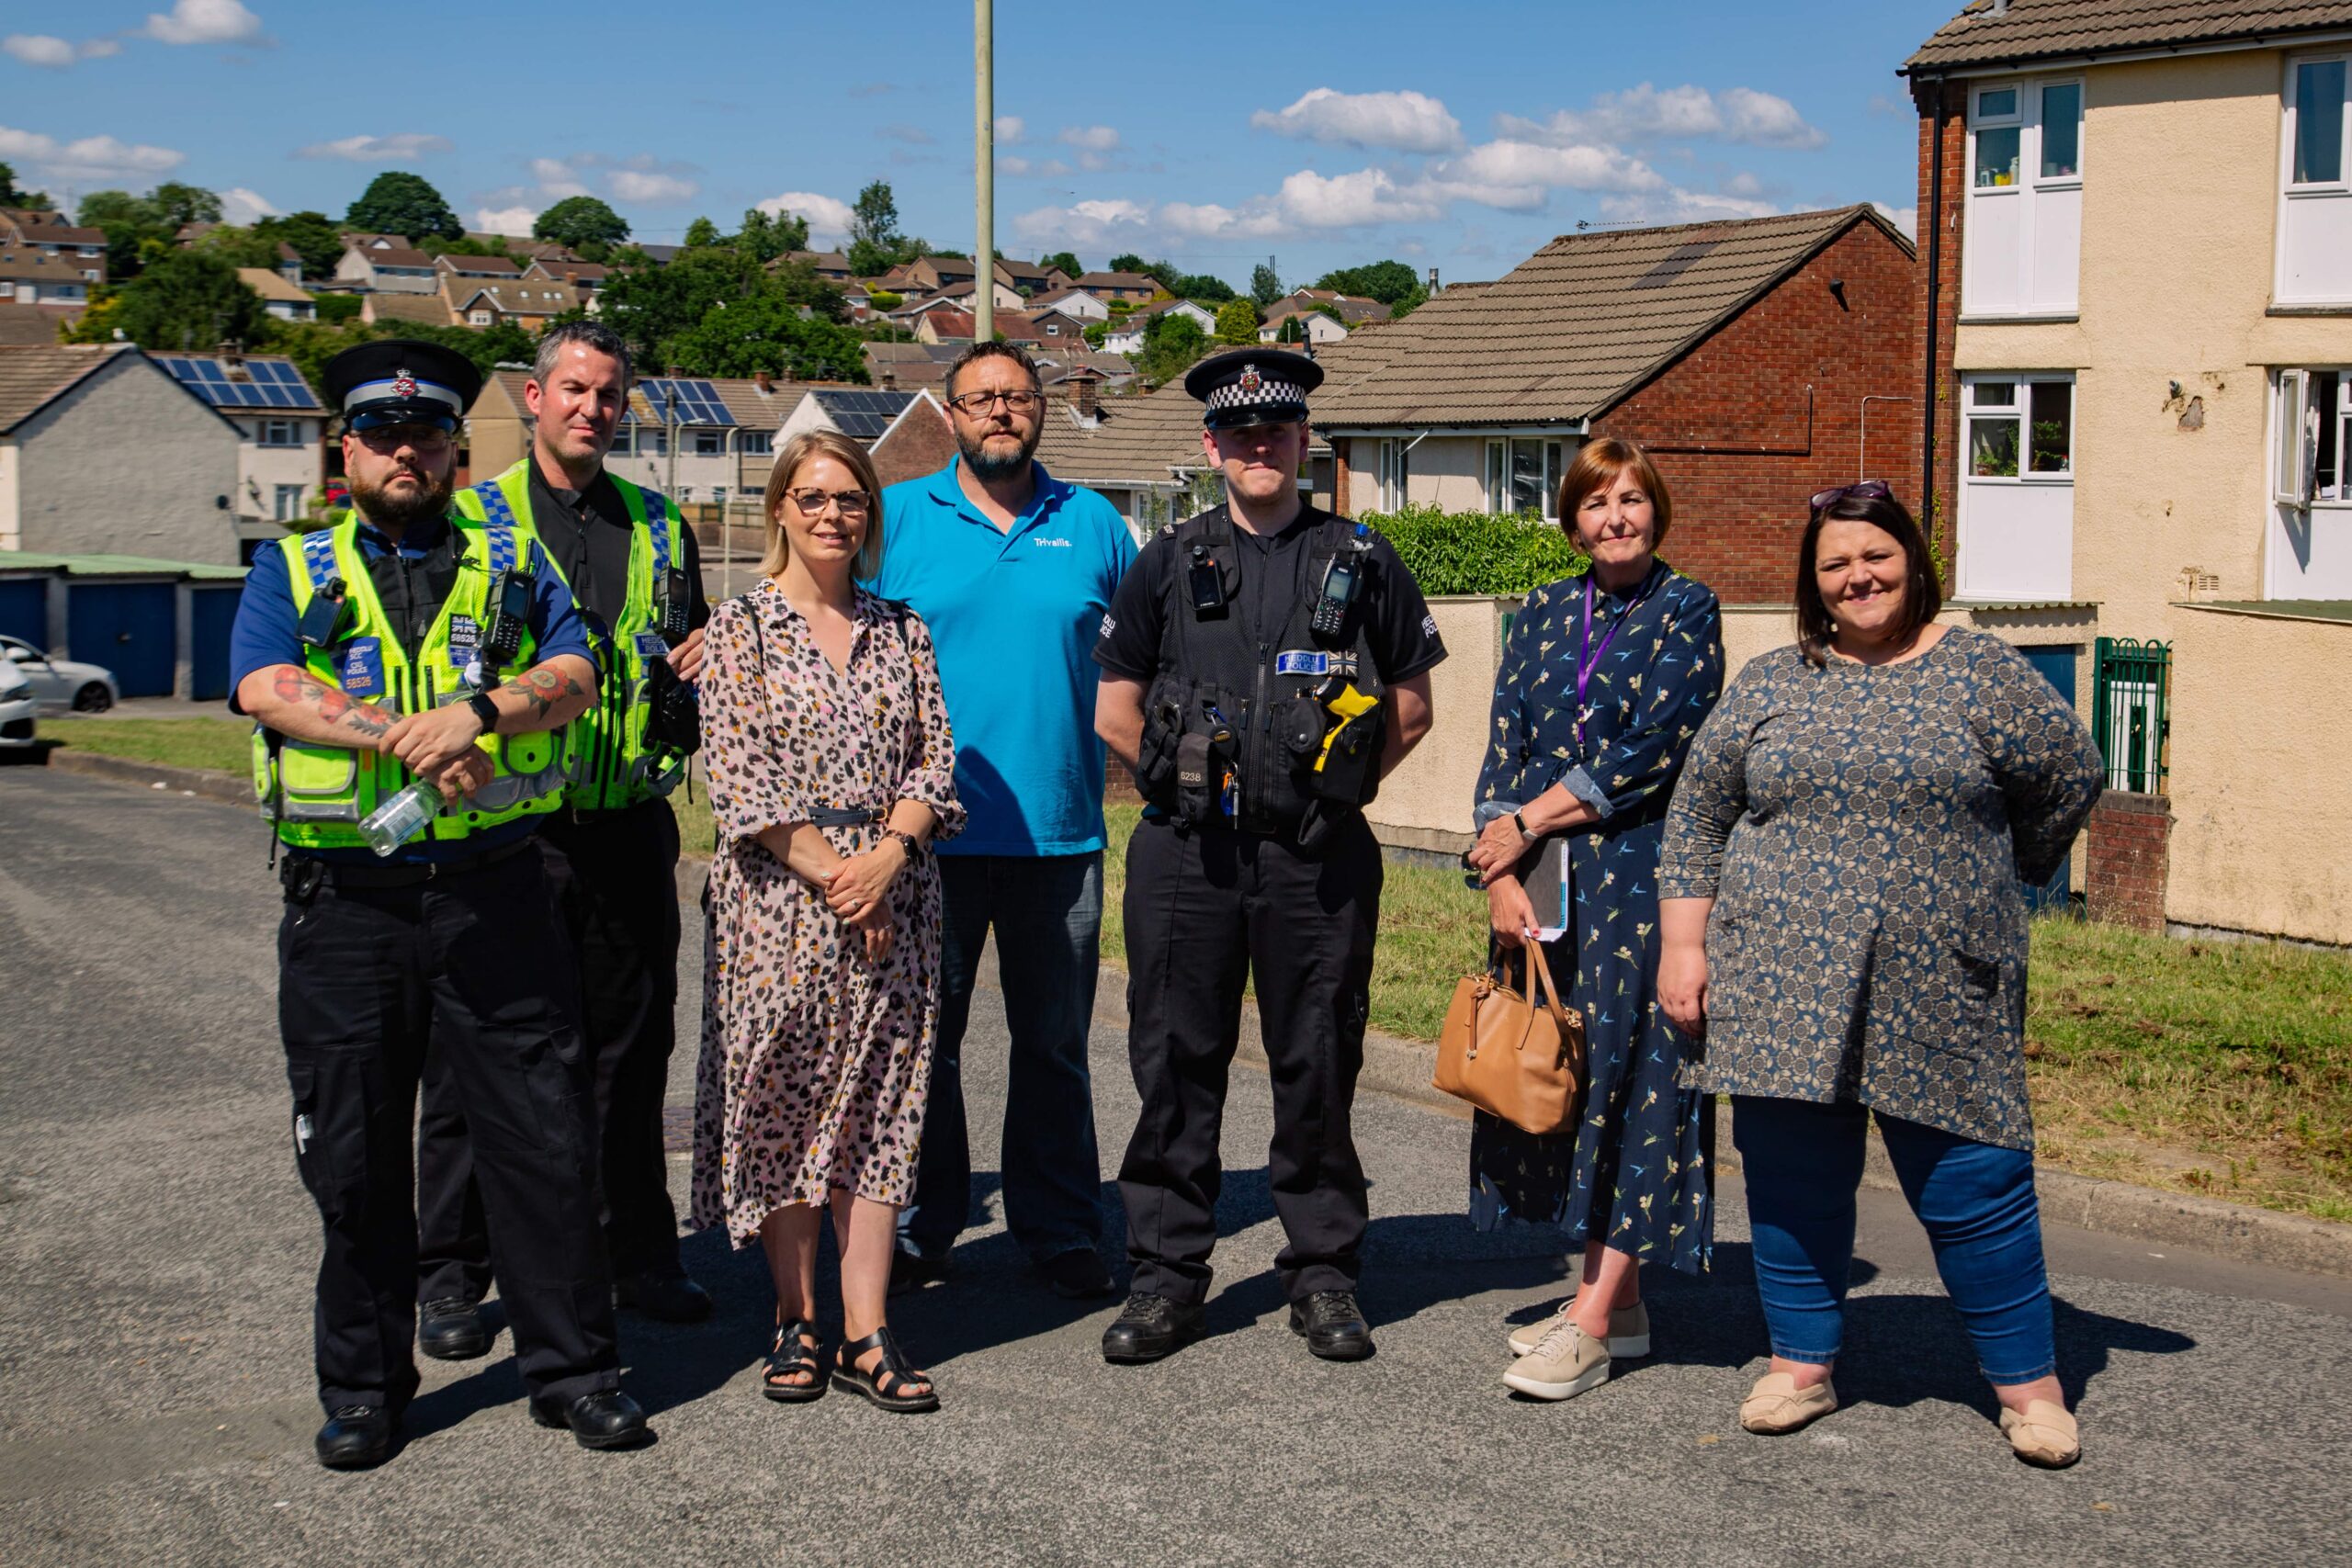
left=454, top=461, right=688, bottom=811
left=249, top=515, right=565, bottom=848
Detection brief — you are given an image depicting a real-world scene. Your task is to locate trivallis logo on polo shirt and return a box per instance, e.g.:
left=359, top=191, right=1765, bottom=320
left=1032, top=536, right=1072, bottom=547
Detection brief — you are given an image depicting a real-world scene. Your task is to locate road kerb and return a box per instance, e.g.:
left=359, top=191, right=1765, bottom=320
left=41, top=748, right=254, bottom=808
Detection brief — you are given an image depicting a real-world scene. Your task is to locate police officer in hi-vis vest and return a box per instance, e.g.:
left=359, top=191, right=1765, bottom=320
left=1091, top=347, right=1446, bottom=1366
left=413, top=321, right=714, bottom=1353
left=227, top=340, right=647, bottom=1467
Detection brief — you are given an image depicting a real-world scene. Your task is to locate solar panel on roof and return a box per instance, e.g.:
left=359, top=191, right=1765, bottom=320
left=639, top=377, right=736, bottom=427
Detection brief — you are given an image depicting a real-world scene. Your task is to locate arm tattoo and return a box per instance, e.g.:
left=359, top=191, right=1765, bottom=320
left=270, top=666, right=391, bottom=739
left=500, top=665, right=583, bottom=721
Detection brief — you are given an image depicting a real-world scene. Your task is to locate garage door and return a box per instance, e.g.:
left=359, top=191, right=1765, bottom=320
left=0, top=577, right=45, bottom=647
left=188, top=585, right=241, bottom=702
left=66, top=581, right=176, bottom=697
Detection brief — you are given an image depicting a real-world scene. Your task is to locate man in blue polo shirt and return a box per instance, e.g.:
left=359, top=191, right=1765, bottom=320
left=874, top=341, right=1136, bottom=1300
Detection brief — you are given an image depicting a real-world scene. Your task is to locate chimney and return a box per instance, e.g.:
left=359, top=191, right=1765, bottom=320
left=666, top=364, right=683, bottom=378
left=1069, top=366, right=1102, bottom=423
left=220, top=339, right=247, bottom=377
left=878, top=365, right=897, bottom=391
left=753, top=369, right=774, bottom=393
left=1427, top=266, right=1441, bottom=294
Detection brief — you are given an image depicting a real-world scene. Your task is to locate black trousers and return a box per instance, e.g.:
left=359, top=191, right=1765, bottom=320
left=418, top=799, right=685, bottom=1301
left=278, top=849, right=619, bottom=1416
left=1117, top=811, right=1381, bottom=1306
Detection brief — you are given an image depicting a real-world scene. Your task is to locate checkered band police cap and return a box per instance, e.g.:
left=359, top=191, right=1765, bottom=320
left=1185, top=346, right=1323, bottom=430
left=321, top=339, right=483, bottom=433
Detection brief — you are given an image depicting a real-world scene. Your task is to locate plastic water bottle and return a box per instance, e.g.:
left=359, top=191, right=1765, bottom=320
left=358, top=780, right=444, bottom=857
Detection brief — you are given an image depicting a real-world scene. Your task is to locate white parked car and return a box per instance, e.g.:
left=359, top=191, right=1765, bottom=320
left=0, top=635, right=119, bottom=714
left=0, top=657, right=36, bottom=748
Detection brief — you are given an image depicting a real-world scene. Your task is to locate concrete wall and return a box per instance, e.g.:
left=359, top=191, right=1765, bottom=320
left=16, top=354, right=241, bottom=563
left=2163, top=607, right=2352, bottom=946
left=1363, top=595, right=1507, bottom=852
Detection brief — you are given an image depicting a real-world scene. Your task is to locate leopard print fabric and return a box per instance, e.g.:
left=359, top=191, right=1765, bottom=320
left=691, top=581, right=965, bottom=1247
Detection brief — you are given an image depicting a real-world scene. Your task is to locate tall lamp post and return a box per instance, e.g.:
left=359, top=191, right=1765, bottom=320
left=975, top=0, right=994, bottom=344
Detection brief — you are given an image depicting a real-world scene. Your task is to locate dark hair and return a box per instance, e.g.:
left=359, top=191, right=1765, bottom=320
left=944, top=340, right=1042, bottom=401
left=1793, top=490, right=1943, bottom=666
left=532, top=319, right=632, bottom=387
left=1556, top=436, right=1673, bottom=549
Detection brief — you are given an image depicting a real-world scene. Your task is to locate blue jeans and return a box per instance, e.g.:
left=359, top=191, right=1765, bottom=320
left=1732, top=1096, right=2057, bottom=1385
left=899, top=852, right=1105, bottom=1266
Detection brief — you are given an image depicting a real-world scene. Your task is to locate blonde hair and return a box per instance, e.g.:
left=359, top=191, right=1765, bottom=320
left=761, top=429, right=886, bottom=579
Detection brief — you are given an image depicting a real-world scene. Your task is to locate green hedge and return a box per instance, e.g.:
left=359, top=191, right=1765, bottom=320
left=1358, top=506, right=1590, bottom=597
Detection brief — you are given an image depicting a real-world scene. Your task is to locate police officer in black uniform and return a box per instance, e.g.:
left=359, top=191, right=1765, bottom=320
left=228, top=341, right=647, bottom=1467
left=1092, top=347, right=1444, bottom=1364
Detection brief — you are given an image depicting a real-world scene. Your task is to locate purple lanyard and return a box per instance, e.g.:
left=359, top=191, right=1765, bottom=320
left=1573, top=570, right=1651, bottom=749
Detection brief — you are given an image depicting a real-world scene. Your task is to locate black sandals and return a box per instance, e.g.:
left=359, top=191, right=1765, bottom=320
left=762, top=1318, right=827, bottom=1404
left=831, top=1325, right=939, bottom=1414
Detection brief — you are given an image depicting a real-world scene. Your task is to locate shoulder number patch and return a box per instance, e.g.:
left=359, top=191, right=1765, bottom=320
left=1100, top=613, right=1116, bottom=638
left=1421, top=613, right=1439, bottom=640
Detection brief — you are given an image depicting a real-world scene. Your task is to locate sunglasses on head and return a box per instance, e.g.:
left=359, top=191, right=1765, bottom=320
left=1811, top=479, right=1892, bottom=513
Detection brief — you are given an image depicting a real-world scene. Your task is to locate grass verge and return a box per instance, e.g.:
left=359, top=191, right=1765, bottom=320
left=45, top=720, right=2352, bottom=1220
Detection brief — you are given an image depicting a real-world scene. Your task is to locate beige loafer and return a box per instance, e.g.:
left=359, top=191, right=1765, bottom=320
left=1503, top=1322, right=1612, bottom=1402
left=1507, top=1298, right=1652, bottom=1359
left=1739, top=1371, right=1838, bottom=1434
left=1999, top=1399, right=2082, bottom=1468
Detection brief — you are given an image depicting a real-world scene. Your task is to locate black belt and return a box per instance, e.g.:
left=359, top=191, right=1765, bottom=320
left=805, top=807, right=885, bottom=828
left=282, top=834, right=536, bottom=891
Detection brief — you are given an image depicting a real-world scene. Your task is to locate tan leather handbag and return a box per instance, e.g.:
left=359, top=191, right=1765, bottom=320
left=1433, top=940, right=1587, bottom=1135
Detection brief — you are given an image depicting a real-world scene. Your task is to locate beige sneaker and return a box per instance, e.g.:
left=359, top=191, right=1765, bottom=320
left=1502, top=1320, right=1612, bottom=1401
left=1507, top=1298, right=1651, bottom=1359
left=1999, top=1400, right=2082, bottom=1468
left=1739, top=1371, right=1838, bottom=1434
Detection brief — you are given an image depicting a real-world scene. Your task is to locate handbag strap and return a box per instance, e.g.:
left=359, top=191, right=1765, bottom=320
left=1517, top=939, right=1571, bottom=1029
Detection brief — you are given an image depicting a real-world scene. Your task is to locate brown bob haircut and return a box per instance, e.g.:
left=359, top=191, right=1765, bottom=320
left=1793, top=488, right=1944, bottom=667
left=762, top=429, right=886, bottom=580
left=1555, top=437, right=1674, bottom=549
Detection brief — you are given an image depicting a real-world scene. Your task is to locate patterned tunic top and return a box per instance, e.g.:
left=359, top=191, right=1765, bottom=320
left=1657, top=627, right=2103, bottom=1151
left=691, top=583, right=965, bottom=1246
left=1469, top=563, right=1724, bottom=1275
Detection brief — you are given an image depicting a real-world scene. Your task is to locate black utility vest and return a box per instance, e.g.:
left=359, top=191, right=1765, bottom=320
left=1143, top=503, right=1386, bottom=842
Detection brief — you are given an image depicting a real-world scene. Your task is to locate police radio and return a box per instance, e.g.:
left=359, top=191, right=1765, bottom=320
left=1309, top=524, right=1374, bottom=643
left=655, top=568, right=693, bottom=646
left=481, top=566, right=535, bottom=666
left=297, top=577, right=350, bottom=649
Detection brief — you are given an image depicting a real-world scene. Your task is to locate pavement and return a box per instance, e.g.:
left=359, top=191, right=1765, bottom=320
left=3, top=764, right=2349, bottom=1567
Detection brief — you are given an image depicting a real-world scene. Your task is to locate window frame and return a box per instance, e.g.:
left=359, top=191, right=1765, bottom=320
left=273, top=483, right=305, bottom=521
left=693, top=428, right=726, bottom=457
left=2285, top=53, right=2351, bottom=194
left=1963, top=73, right=2086, bottom=317
left=256, top=418, right=302, bottom=448
left=1484, top=436, right=1566, bottom=520
left=1961, top=372, right=2075, bottom=484
left=2272, top=366, right=2352, bottom=507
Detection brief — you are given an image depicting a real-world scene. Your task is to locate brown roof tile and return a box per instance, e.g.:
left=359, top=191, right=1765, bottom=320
left=364, top=291, right=457, bottom=326
left=1905, top=0, right=2352, bottom=73
left=0, top=344, right=124, bottom=432
left=0, top=302, right=78, bottom=344
left=435, top=254, right=523, bottom=276
left=1314, top=205, right=1906, bottom=429
left=236, top=267, right=314, bottom=304
left=1031, top=387, right=1208, bottom=488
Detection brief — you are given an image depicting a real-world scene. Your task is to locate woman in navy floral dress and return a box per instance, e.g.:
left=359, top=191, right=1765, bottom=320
left=1465, top=438, right=1724, bottom=1402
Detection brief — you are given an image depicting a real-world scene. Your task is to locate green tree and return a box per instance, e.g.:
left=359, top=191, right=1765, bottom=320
left=1173, top=272, right=1237, bottom=302
left=596, top=245, right=845, bottom=372
left=865, top=288, right=903, bottom=310
left=1082, top=321, right=1109, bottom=350
left=1312, top=258, right=1419, bottom=305
left=662, top=291, right=868, bottom=382
left=149, top=182, right=221, bottom=230
left=1040, top=250, right=1081, bottom=279
left=77, top=189, right=176, bottom=280
left=70, top=248, right=267, bottom=352
left=1250, top=262, right=1283, bottom=306
left=0, top=162, right=53, bottom=209
left=1106, top=252, right=1149, bottom=276
left=535, top=195, right=630, bottom=254
left=312, top=292, right=363, bottom=323
left=1213, top=298, right=1260, bottom=345
left=730, top=207, right=807, bottom=263
left=846, top=179, right=906, bottom=276
left=1387, top=287, right=1428, bottom=320
left=254, top=210, right=347, bottom=280
left=345, top=171, right=461, bottom=242
left=681, top=216, right=722, bottom=249
left=1136, top=310, right=1208, bottom=385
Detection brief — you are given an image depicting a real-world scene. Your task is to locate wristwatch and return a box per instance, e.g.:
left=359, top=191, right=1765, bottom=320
left=884, top=829, right=924, bottom=863
left=467, top=691, right=502, bottom=736
left=1511, top=808, right=1532, bottom=839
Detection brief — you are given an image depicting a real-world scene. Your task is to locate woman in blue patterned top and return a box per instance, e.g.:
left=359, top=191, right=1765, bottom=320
left=1465, top=438, right=1724, bottom=1404
left=1657, top=484, right=2102, bottom=1469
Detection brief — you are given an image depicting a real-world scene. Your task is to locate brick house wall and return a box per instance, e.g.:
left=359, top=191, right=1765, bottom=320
left=868, top=397, right=957, bottom=490
left=1913, top=77, right=1967, bottom=566
left=2085, top=791, right=2172, bottom=932
left=1590, top=220, right=1918, bottom=604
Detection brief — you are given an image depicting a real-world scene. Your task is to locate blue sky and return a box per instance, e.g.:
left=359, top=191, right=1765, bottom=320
left=4, top=0, right=1962, bottom=287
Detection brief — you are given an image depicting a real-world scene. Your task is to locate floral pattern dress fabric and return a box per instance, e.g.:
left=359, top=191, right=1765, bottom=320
left=691, top=582, right=965, bottom=1248
left=1657, top=628, right=2103, bottom=1151
left=1469, top=563, right=1724, bottom=1277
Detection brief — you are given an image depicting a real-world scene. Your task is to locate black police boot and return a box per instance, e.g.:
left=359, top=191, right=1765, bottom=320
left=1039, top=1247, right=1117, bottom=1301
left=1290, top=1291, right=1374, bottom=1361
left=530, top=1389, right=650, bottom=1450
left=418, top=1296, right=489, bottom=1360
left=615, top=1270, right=714, bottom=1324
left=1101, top=1293, right=1205, bottom=1364
left=888, top=1249, right=954, bottom=1297
left=314, top=1404, right=397, bottom=1470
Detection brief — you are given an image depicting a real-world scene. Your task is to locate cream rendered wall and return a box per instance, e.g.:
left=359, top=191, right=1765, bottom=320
left=1953, top=51, right=2352, bottom=637
left=17, top=355, right=241, bottom=563
left=2165, top=608, right=2352, bottom=945
left=231, top=416, right=322, bottom=521
left=0, top=435, right=20, bottom=549
left=1364, top=595, right=1504, bottom=852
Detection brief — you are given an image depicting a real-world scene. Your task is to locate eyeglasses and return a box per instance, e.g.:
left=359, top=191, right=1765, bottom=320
left=786, top=488, right=873, bottom=516
left=355, top=424, right=454, bottom=453
left=1811, top=479, right=1892, bottom=513
left=947, top=389, right=1042, bottom=416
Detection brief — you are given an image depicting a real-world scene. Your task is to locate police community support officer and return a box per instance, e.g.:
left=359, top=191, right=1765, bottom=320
left=413, top=321, right=713, bottom=1359
left=228, top=340, right=648, bottom=1468
left=1092, top=346, right=1445, bottom=1365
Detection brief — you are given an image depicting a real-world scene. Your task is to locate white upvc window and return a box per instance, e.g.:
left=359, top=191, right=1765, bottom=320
left=1486, top=437, right=1566, bottom=520
left=468, top=309, right=492, bottom=325
left=273, top=484, right=305, bottom=521
left=1956, top=373, right=2075, bottom=602
left=1962, top=77, right=2083, bottom=317
left=1375, top=438, right=1408, bottom=510
left=694, top=429, right=725, bottom=456
left=257, top=418, right=302, bottom=447
left=2267, top=367, right=2352, bottom=597
left=738, top=429, right=774, bottom=455
left=0, top=282, right=13, bottom=299
left=609, top=424, right=632, bottom=456
left=2277, top=55, right=2352, bottom=305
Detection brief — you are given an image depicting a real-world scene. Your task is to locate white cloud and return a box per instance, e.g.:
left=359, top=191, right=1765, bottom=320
left=297, top=132, right=452, bottom=162
left=1250, top=88, right=1464, bottom=154
left=993, top=115, right=1024, bottom=144
left=1872, top=201, right=1918, bottom=239
left=1502, top=83, right=1827, bottom=151
left=526, top=157, right=593, bottom=198
left=1598, top=186, right=1782, bottom=224
left=1011, top=197, right=1151, bottom=249
left=81, top=39, right=121, bottom=58
left=219, top=186, right=277, bottom=223
left=0, top=124, right=185, bottom=181
left=1057, top=125, right=1119, bottom=152
left=998, top=155, right=1073, bottom=179
left=1438, top=138, right=1664, bottom=197
left=141, top=1, right=261, bottom=45
left=608, top=169, right=697, bottom=203
left=4, top=35, right=75, bottom=67
left=472, top=205, right=537, bottom=238
left=756, top=190, right=856, bottom=244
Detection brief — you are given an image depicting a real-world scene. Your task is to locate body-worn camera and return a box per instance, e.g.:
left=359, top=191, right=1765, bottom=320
left=1187, top=542, right=1227, bottom=615
left=297, top=578, right=349, bottom=649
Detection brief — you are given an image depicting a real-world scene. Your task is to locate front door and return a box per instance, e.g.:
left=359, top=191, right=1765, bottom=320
left=2019, top=644, right=2079, bottom=912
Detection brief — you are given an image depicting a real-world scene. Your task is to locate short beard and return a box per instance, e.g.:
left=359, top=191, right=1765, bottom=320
left=349, top=466, right=455, bottom=531
left=956, top=420, right=1040, bottom=483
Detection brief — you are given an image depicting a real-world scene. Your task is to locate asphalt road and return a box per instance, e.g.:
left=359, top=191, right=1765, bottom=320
left=3, top=763, right=2348, bottom=1567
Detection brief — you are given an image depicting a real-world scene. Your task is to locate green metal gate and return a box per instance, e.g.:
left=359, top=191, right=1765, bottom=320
left=2092, top=637, right=2170, bottom=793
